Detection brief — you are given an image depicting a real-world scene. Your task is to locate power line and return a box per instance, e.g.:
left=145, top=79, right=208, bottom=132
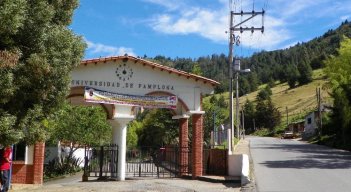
left=228, top=3, right=265, bottom=151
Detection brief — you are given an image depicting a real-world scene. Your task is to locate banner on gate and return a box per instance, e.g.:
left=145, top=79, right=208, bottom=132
left=84, top=87, right=177, bottom=109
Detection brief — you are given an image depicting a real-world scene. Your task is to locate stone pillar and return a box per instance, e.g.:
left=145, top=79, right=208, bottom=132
left=179, top=118, right=189, bottom=176
left=33, top=142, right=45, bottom=184
left=192, top=114, right=203, bottom=179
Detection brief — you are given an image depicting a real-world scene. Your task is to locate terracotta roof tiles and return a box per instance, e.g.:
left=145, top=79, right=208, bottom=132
left=81, top=55, right=220, bottom=86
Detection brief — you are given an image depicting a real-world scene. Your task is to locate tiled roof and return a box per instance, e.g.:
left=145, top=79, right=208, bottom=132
left=81, top=55, right=220, bottom=86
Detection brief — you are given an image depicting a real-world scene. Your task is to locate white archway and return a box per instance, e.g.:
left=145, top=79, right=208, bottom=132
left=69, top=55, right=219, bottom=180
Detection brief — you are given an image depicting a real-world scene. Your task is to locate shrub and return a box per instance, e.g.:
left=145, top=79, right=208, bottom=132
left=44, top=156, right=82, bottom=180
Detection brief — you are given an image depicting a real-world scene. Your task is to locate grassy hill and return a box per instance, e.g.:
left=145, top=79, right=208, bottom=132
left=206, top=69, right=332, bottom=134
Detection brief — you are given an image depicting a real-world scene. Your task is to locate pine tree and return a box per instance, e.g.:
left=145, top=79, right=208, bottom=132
left=297, top=61, right=313, bottom=85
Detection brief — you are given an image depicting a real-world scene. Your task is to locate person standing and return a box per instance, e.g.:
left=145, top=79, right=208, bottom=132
left=0, top=146, right=12, bottom=192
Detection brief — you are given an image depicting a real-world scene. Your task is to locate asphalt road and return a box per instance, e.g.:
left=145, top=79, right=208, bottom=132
left=249, top=136, right=351, bottom=192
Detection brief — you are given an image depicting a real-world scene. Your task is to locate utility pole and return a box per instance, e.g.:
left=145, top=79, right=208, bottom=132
left=228, top=9, right=235, bottom=152
left=316, top=87, right=322, bottom=135
left=228, top=7, right=264, bottom=150
left=286, top=106, right=289, bottom=131
left=241, top=109, right=245, bottom=139
left=253, top=118, right=256, bottom=131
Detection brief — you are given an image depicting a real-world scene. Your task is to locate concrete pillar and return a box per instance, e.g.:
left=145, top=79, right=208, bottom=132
left=192, top=113, right=203, bottom=179
left=179, top=118, right=189, bottom=176
left=109, top=118, right=133, bottom=181
left=108, top=105, right=134, bottom=181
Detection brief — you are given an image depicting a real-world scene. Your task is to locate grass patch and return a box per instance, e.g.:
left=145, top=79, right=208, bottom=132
left=208, top=69, right=332, bottom=137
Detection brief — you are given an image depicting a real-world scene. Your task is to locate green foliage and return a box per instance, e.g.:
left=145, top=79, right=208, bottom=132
left=127, top=120, right=142, bottom=149
left=0, top=111, right=22, bottom=146
left=324, top=37, right=351, bottom=149
left=297, top=61, right=313, bottom=85
left=0, top=0, right=85, bottom=146
left=137, top=109, right=178, bottom=147
left=255, top=86, right=281, bottom=131
left=191, top=64, right=203, bottom=76
left=242, top=99, right=256, bottom=134
left=256, top=85, right=272, bottom=101
left=44, top=155, right=82, bottom=180
left=51, top=104, right=112, bottom=148
left=50, top=104, right=111, bottom=160
left=203, top=95, right=229, bottom=145
left=286, top=64, right=300, bottom=88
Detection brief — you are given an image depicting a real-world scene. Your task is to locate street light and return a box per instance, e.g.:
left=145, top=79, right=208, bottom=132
left=233, top=59, right=250, bottom=140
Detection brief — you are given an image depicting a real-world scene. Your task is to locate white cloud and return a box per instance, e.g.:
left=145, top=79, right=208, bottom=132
left=148, top=0, right=290, bottom=50
left=340, top=15, right=350, bottom=21
left=85, top=39, right=136, bottom=57
left=142, top=0, right=183, bottom=11
left=144, top=0, right=350, bottom=51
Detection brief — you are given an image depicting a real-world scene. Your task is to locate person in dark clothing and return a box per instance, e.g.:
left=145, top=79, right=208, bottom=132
left=0, top=146, right=12, bottom=192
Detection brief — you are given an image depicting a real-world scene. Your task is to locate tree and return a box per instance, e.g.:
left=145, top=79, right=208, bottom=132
left=137, top=109, right=178, bottom=148
left=192, top=63, right=203, bottom=76
left=265, top=100, right=282, bottom=130
left=324, top=37, right=351, bottom=149
left=255, top=86, right=281, bottom=132
left=0, top=0, right=85, bottom=146
left=203, top=95, right=229, bottom=145
left=127, top=120, right=142, bottom=149
left=256, top=85, right=272, bottom=101
left=242, top=99, right=256, bottom=134
left=50, top=104, right=112, bottom=159
left=286, top=64, right=300, bottom=88
left=297, top=61, right=313, bottom=85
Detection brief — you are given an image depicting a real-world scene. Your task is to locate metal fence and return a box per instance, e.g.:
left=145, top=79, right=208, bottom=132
left=83, top=145, right=228, bottom=180
left=157, top=147, right=192, bottom=176
left=126, top=147, right=178, bottom=178
left=83, top=144, right=118, bottom=179
left=211, top=130, right=228, bottom=146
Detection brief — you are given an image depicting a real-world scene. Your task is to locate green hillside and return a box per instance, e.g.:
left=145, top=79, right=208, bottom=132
left=205, top=69, right=332, bottom=133
left=241, top=69, right=330, bottom=117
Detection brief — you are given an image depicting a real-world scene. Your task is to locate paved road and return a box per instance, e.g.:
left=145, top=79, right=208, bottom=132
left=249, top=136, right=351, bottom=192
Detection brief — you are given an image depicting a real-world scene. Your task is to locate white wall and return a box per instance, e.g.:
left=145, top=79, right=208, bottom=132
left=70, top=59, right=214, bottom=112
left=45, top=146, right=86, bottom=167
left=304, top=112, right=317, bottom=134
left=25, top=145, right=34, bottom=165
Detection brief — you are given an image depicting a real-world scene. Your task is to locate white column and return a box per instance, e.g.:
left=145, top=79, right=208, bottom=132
left=108, top=105, right=134, bottom=181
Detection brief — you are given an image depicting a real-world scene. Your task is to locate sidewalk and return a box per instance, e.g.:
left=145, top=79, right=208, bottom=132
left=234, top=137, right=250, bottom=155
left=234, top=137, right=257, bottom=192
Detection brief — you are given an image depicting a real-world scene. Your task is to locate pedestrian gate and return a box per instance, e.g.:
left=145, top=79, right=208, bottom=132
left=83, top=144, right=118, bottom=179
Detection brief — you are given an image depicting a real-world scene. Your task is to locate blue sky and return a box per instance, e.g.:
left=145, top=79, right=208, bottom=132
left=70, top=0, right=351, bottom=59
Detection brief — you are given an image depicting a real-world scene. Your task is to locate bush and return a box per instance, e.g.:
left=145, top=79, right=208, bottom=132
left=44, top=156, right=82, bottom=180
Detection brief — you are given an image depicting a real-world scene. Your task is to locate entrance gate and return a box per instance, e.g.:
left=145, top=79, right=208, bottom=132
left=70, top=55, right=220, bottom=180
left=83, top=144, right=119, bottom=179
left=125, top=147, right=184, bottom=178
left=125, top=146, right=228, bottom=178
left=84, top=145, right=227, bottom=180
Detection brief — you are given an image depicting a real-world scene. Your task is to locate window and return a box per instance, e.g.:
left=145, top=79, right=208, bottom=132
left=12, top=141, right=26, bottom=161
left=307, top=118, right=312, bottom=124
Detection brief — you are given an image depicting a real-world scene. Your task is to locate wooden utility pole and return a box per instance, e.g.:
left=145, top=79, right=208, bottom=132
left=316, top=87, right=322, bottom=135
left=286, top=106, right=289, bottom=131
